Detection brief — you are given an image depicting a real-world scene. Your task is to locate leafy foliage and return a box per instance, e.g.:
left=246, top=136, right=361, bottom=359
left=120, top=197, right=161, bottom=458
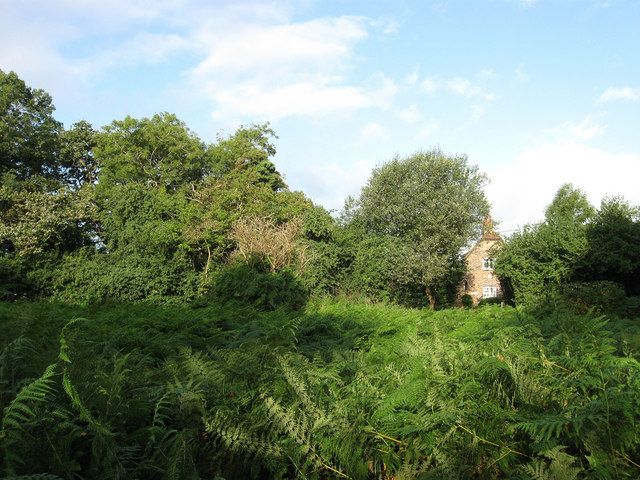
left=348, top=149, right=489, bottom=306
left=1, top=300, right=639, bottom=478
left=0, top=69, right=62, bottom=180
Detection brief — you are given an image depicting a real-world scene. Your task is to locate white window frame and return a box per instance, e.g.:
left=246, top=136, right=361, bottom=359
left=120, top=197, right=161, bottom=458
left=482, top=285, right=499, bottom=298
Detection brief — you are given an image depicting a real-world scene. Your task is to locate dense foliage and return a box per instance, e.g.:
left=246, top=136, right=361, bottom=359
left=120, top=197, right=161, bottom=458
left=347, top=151, right=489, bottom=307
left=0, top=70, right=491, bottom=308
left=495, top=184, right=640, bottom=312
left=1, top=300, right=639, bottom=479
left=2, top=70, right=640, bottom=479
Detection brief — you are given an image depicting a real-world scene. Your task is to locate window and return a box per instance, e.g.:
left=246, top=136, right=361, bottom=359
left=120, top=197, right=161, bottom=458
left=482, top=257, right=495, bottom=270
left=482, top=285, right=499, bottom=298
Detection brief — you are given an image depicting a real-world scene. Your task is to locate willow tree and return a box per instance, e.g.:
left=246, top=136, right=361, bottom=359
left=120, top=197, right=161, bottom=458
left=350, top=149, right=489, bottom=307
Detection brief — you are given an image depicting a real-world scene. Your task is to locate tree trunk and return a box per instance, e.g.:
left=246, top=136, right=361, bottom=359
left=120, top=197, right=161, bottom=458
left=426, top=287, right=436, bottom=310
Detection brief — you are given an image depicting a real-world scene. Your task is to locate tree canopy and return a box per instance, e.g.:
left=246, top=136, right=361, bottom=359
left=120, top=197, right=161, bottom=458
left=0, top=70, right=62, bottom=180
left=349, top=149, right=489, bottom=304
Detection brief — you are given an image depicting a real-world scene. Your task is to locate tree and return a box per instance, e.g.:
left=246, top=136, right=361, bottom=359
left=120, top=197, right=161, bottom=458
left=0, top=70, right=62, bottom=179
left=495, top=184, right=593, bottom=304
left=350, top=149, right=489, bottom=306
left=544, top=183, right=595, bottom=226
left=208, top=123, right=285, bottom=191
left=94, top=113, right=209, bottom=191
left=230, top=216, right=308, bottom=273
left=578, top=197, right=640, bottom=295
left=59, top=120, right=99, bottom=189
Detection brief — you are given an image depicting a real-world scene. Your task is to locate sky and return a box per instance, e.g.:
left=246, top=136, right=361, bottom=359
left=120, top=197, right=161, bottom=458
left=1, top=0, right=639, bottom=232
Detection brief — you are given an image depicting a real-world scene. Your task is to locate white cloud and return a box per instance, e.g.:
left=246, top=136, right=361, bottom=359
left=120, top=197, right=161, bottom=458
left=397, top=104, right=424, bottom=124
left=360, top=122, right=388, bottom=139
left=206, top=74, right=397, bottom=121
left=599, top=86, right=640, bottom=102
left=545, top=114, right=606, bottom=142
left=1, top=2, right=394, bottom=121
left=488, top=142, right=640, bottom=232
left=471, top=104, right=486, bottom=121
left=420, top=76, right=495, bottom=101
left=192, top=16, right=368, bottom=76
left=395, top=104, right=439, bottom=139
left=478, top=68, right=496, bottom=81
left=417, top=119, right=440, bottom=139
left=516, top=0, right=538, bottom=8
left=76, top=33, right=191, bottom=79
left=421, top=77, right=439, bottom=94
left=294, top=159, right=375, bottom=211
left=0, top=0, right=195, bottom=100
left=190, top=15, right=400, bottom=119
left=446, top=77, right=495, bottom=101
left=405, top=70, right=419, bottom=87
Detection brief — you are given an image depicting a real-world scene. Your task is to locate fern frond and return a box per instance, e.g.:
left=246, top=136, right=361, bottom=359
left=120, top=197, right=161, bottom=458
left=1, top=364, right=56, bottom=475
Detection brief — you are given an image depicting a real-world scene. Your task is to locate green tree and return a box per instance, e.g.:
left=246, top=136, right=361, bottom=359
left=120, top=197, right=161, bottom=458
left=59, top=120, right=99, bottom=189
left=208, top=123, right=285, bottom=191
left=350, top=149, right=489, bottom=307
left=495, top=184, right=593, bottom=304
left=0, top=70, right=62, bottom=179
left=578, top=197, right=640, bottom=295
left=94, top=113, right=209, bottom=191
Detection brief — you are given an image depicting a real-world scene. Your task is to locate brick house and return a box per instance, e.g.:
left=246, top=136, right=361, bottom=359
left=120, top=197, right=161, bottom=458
left=457, top=216, right=502, bottom=305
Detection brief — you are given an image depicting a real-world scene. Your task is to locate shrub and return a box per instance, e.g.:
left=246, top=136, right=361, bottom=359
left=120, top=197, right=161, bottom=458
left=461, top=294, right=473, bottom=308
left=208, top=260, right=307, bottom=311
left=557, top=281, right=627, bottom=314
left=46, top=248, right=199, bottom=304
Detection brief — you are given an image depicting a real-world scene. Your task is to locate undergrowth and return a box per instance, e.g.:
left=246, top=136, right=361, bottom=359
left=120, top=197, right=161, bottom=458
left=0, top=299, right=639, bottom=478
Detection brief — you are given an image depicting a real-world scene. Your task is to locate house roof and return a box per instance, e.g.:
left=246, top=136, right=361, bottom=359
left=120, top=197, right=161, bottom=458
left=481, top=215, right=501, bottom=241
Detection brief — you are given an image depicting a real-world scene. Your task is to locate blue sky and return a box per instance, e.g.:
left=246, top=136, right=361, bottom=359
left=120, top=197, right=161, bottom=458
left=2, top=0, right=639, bottom=231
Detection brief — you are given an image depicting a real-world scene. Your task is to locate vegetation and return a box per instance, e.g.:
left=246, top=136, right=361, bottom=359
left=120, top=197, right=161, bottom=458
left=495, top=184, right=640, bottom=313
left=1, top=300, right=640, bottom=479
left=2, top=70, right=640, bottom=478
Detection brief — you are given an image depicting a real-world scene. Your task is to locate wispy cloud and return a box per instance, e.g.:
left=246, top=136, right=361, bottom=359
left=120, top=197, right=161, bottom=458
left=446, top=77, right=495, bottom=101
left=192, top=16, right=368, bottom=75
left=477, top=68, right=496, bottom=81
left=1, top=1, right=400, bottom=121
left=599, top=86, right=640, bottom=102
left=419, top=76, right=495, bottom=101
left=420, top=77, right=439, bottom=94
left=293, top=159, right=375, bottom=211
left=396, top=104, right=424, bottom=124
left=545, top=114, right=606, bottom=142
left=471, top=104, right=486, bottom=121
left=360, top=122, right=389, bottom=140
left=190, top=14, right=400, bottom=120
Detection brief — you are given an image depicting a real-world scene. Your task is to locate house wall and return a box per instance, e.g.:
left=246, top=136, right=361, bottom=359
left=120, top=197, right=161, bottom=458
left=458, top=238, right=502, bottom=305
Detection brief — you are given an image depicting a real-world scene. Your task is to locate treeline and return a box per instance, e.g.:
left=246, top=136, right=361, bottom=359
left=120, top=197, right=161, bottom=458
left=496, top=184, right=640, bottom=315
left=2, top=68, right=640, bottom=313
left=0, top=69, right=489, bottom=308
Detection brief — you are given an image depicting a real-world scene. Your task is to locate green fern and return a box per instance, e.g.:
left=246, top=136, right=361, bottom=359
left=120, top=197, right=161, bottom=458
left=1, top=364, right=56, bottom=475
left=521, top=446, right=582, bottom=480
left=0, top=336, right=37, bottom=407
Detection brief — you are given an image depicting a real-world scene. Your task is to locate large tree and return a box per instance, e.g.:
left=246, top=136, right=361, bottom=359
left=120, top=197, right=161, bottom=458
left=94, top=113, right=209, bottom=191
left=350, top=149, right=489, bottom=306
left=578, top=197, right=640, bottom=295
left=0, top=70, right=62, bottom=179
left=495, top=184, right=594, bottom=304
